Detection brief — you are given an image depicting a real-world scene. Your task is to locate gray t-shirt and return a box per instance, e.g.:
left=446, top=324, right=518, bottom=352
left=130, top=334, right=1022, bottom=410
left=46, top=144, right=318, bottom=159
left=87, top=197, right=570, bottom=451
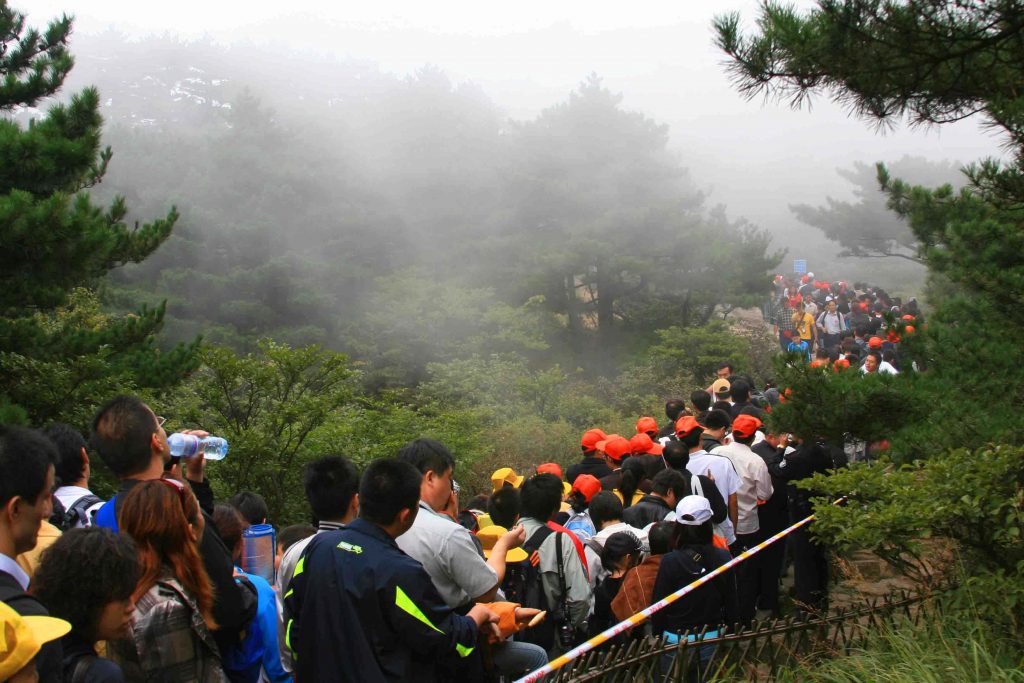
left=395, top=501, right=498, bottom=608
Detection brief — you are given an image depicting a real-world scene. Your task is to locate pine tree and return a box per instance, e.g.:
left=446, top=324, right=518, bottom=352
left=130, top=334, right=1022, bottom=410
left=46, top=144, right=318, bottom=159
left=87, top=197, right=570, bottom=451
left=0, top=1, right=198, bottom=426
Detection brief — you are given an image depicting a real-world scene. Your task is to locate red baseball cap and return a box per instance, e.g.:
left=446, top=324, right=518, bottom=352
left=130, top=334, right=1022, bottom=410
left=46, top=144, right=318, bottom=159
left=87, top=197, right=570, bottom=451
left=571, top=474, right=601, bottom=504
left=536, top=463, right=564, bottom=479
left=674, top=415, right=703, bottom=437
left=597, top=435, right=632, bottom=463
left=635, top=416, right=659, bottom=435
left=629, top=433, right=663, bottom=456
left=731, top=414, right=762, bottom=439
left=581, top=428, right=607, bottom=451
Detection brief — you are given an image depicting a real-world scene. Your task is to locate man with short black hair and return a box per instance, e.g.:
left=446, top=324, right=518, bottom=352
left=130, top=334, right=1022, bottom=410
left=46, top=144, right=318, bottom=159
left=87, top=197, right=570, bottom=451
left=284, top=458, right=496, bottom=681
left=43, top=423, right=104, bottom=529
left=701, top=409, right=732, bottom=453
left=276, top=454, right=361, bottom=672
left=488, top=487, right=521, bottom=529
left=657, top=400, right=688, bottom=440
left=518, top=474, right=592, bottom=646
left=88, top=395, right=253, bottom=659
left=689, top=390, right=711, bottom=425
left=0, top=425, right=62, bottom=681
left=622, top=469, right=686, bottom=529
left=728, top=380, right=764, bottom=420
left=397, top=439, right=523, bottom=608
left=229, top=491, right=269, bottom=526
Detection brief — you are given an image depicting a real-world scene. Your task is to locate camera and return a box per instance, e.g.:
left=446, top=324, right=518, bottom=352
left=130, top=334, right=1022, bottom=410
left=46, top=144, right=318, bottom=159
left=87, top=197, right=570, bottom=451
left=557, top=620, right=578, bottom=649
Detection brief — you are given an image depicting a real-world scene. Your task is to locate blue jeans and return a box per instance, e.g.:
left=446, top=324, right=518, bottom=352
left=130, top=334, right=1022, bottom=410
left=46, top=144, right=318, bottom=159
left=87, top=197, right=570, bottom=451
left=491, top=639, right=549, bottom=679
left=659, top=630, right=719, bottom=682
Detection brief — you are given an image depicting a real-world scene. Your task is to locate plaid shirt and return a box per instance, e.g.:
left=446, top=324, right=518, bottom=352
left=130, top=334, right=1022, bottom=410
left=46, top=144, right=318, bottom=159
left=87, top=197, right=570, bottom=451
left=110, top=569, right=227, bottom=682
left=770, top=301, right=798, bottom=337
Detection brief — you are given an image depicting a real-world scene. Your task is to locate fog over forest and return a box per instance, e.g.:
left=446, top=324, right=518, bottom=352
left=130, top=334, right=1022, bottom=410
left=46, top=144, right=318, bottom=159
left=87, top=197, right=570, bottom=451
left=9, top=0, right=1006, bottom=386
left=21, top=0, right=1004, bottom=268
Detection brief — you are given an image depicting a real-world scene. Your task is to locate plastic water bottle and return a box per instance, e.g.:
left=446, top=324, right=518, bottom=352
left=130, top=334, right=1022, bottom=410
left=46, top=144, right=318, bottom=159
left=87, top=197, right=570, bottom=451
left=167, top=433, right=229, bottom=460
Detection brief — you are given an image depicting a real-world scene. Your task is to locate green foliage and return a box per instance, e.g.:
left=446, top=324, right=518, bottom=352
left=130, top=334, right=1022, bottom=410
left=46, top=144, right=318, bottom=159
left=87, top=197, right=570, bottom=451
left=790, top=157, right=962, bottom=262
left=0, top=2, right=73, bottom=109
left=716, top=0, right=1024, bottom=644
left=0, top=3, right=194, bottom=426
left=778, top=589, right=1024, bottom=682
left=806, top=445, right=1024, bottom=584
left=646, top=320, right=752, bottom=388
left=767, top=359, right=921, bottom=444
left=165, top=340, right=355, bottom=524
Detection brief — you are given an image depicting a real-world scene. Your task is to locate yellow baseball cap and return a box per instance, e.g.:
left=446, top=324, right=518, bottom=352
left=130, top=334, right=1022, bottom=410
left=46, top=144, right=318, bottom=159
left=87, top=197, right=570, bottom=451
left=0, top=601, right=71, bottom=679
left=490, top=468, right=525, bottom=492
left=477, top=525, right=528, bottom=563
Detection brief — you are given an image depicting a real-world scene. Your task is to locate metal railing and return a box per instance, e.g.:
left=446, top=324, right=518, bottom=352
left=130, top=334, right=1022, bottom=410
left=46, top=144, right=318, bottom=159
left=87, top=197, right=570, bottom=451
left=545, top=586, right=941, bottom=682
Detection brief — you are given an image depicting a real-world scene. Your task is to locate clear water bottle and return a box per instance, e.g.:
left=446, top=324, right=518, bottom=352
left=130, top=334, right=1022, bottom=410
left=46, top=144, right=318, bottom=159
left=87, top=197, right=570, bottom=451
left=167, top=433, right=229, bottom=460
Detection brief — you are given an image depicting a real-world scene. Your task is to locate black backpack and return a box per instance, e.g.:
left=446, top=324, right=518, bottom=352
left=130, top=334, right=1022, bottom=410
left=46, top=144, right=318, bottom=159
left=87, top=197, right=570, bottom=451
left=49, top=493, right=104, bottom=531
left=502, top=525, right=569, bottom=650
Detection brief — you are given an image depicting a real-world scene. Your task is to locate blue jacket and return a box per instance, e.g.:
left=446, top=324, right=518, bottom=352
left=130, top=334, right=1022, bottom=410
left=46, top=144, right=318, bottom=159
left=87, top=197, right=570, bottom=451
left=283, top=518, right=478, bottom=682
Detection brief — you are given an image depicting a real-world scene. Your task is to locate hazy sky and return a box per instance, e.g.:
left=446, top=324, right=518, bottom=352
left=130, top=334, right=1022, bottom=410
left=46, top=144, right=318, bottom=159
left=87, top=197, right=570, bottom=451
left=18, top=0, right=1008, bottom=255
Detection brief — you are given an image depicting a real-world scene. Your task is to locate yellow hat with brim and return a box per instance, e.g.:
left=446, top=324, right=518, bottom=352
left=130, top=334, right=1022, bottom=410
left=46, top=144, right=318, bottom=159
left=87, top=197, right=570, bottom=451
left=491, top=468, right=525, bottom=492
left=0, top=601, right=71, bottom=679
left=477, top=525, right=529, bottom=563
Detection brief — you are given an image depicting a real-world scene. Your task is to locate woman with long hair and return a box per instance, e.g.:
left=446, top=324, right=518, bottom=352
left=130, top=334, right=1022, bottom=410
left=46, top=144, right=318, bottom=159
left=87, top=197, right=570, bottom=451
left=110, top=477, right=227, bottom=682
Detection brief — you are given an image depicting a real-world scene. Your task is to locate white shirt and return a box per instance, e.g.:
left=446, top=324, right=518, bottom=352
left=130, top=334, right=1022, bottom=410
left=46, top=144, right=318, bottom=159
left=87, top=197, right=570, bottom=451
left=395, top=501, right=497, bottom=608
left=54, top=485, right=104, bottom=528
left=0, top=553, right=30, bottom=590
left=685, top=449, right=741, bottom=545
left=861, top=361, right=899, bottom=375
left=711, top=442, right=774, bottom=535
left=584, top=522, right=650, bottom=590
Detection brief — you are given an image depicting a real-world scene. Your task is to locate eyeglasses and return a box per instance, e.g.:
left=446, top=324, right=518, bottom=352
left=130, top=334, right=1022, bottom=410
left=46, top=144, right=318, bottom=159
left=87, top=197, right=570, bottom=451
left=155, top=415, right=167, bottom=429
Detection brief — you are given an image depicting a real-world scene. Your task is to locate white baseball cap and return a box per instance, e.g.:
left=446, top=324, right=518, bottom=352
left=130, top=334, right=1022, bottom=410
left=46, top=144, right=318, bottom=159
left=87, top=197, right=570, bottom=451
left=674, top=495, right=713, bottom=526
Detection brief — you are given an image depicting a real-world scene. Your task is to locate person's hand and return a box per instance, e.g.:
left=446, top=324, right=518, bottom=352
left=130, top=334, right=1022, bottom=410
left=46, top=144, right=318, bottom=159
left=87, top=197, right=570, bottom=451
left=499, top=524, right=526, bottom=550
left=181, top=429, right=210, bottom=483
left=514, top=607, right=545, bottom=627
left=468, top=604, right=500, bottom=636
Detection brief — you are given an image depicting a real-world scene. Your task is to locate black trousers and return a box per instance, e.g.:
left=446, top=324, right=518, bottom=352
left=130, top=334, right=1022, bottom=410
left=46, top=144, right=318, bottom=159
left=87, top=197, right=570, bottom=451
left=790, top=525, right=829, bottom=611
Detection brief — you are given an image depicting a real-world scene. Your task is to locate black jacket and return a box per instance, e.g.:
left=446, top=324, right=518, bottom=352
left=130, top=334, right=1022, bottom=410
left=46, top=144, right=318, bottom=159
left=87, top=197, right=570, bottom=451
left=651, top=544, right=737, bottom=634
left=0, top=569, right=63, bottom=683
left=567, top=456, right=613, bottom=485
left=751, top=442, right=789, bottom=533
left=284, top=519, right=478, bottom=682
left=622, top=495, right=673, bottom=529
left=768, top=442, right=835, bottom=520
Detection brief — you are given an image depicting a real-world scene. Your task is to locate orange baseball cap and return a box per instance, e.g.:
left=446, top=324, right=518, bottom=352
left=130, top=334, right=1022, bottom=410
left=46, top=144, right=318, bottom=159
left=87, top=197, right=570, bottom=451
left=635, top=416, right=659, bottom=435
left=597, top=435, right=632, bottom=463
left=581, top=428, right=607, bottom=451
left=571, top=474, right=602, bottom=504
left=731, top=414, right=762, bottom=439
left=868, top=336, right=883, bottom=349
left=674, top=415, right=703, bottom=437
left=629, top=433, right=663, bottom=456
left=536, top=462, right=563, bottom=479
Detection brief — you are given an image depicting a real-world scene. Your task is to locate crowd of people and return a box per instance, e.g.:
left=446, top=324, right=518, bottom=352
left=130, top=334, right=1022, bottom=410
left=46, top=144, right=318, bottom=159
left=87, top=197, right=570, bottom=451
left=765, top=274, right=922, bottom=374
left=0, top=272, right=909, bottom=682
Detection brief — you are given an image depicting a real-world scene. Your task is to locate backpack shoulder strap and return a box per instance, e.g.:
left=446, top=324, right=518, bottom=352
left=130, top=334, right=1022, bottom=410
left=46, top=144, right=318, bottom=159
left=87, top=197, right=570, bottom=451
left=584, top=537, right=603, bottom=556
left=523, top=525, right=555, bottom=554
left=68, top=654, right=98, bottom=683
left=690, top=474, right=704, bottom=498
left=68, top=494, right=104, bottom=526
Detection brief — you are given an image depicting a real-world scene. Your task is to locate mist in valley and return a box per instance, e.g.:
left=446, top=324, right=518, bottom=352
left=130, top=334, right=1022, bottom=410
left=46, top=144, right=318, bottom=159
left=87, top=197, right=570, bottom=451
left=12, top=0, right=1003, bottom=387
